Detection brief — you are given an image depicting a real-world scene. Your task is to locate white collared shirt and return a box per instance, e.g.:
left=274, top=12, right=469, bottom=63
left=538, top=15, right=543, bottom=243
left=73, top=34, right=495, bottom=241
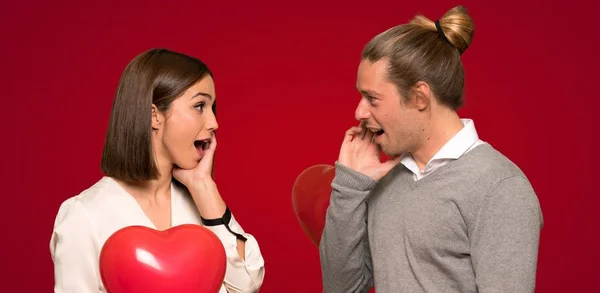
left=50, top=177, right=265, bottom=293
left=400, top=119, right=486, bottom=181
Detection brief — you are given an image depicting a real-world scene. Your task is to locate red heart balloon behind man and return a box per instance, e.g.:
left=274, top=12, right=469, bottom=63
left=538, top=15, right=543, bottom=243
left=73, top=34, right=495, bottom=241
left=291, top=164, right=336, bottom=246
left=99, top=224, right=226, bottom=293
left=292, top=164, right=375, bottom=293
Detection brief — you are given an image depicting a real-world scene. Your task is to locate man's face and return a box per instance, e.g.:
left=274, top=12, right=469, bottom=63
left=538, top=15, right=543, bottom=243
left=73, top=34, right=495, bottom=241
left=355, top=59, right=426, bottom=157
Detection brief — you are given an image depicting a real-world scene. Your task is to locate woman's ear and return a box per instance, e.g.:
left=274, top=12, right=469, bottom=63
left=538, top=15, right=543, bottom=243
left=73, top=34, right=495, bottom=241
left=151, top=104, right=162, bottom=130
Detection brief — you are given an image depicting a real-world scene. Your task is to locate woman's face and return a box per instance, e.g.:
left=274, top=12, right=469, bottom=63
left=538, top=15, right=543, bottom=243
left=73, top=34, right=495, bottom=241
left=153, top=75, right=218, bottom=170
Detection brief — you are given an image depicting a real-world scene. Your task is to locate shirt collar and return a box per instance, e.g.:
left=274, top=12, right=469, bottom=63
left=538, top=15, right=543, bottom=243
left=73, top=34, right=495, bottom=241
left=430, top=118, right=480, bottom=161
left=400, top=118, right=480, bottom=170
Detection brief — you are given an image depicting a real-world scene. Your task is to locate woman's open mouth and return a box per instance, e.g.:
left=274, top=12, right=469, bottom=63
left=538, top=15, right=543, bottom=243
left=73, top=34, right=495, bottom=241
left=194, top=139, right=210, bottom=157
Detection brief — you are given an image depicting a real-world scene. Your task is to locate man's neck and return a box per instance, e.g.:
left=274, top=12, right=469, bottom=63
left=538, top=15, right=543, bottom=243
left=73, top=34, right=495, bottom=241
left=411, top=110, right=465, bottom=171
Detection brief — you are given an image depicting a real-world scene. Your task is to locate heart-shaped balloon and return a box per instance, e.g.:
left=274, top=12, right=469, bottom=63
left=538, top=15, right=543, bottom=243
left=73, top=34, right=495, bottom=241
left=99, top=224, right=226, bottom=293
left=292, top=164, right=376, bottom=293
left=291, top=164, right=335, bottom=246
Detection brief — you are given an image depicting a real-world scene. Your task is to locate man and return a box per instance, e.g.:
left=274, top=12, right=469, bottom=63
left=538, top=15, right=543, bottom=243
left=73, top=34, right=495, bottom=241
left=319, top=6, right=543, bottom=293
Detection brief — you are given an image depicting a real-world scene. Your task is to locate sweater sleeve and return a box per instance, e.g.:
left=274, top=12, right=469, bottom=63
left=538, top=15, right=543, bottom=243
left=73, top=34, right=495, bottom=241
left=470, top=175, right=543, bottom=293
left=319, top=162, right=378, bottom=293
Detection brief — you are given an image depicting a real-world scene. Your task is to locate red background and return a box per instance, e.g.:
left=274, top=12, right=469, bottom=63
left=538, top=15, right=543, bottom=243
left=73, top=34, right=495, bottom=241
left=1, top=0, right=598, bottom=292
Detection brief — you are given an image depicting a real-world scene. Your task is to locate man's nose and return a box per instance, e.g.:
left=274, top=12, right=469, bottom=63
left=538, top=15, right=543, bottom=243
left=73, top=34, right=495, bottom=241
left=354, top=99, right=371, bottom=121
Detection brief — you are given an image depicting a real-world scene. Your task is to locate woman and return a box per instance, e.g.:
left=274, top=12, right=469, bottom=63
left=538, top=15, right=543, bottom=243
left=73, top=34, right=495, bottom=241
left=50, top=48, right=265, bottom=292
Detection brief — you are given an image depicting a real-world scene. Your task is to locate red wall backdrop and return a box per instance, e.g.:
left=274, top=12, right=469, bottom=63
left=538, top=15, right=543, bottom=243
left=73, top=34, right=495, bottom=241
left=1, top=0, right=598, bottom=292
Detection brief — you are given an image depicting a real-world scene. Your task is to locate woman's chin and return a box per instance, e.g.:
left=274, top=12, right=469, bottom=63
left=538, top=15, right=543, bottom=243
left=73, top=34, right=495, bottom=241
left=173, top=160, right=198, bottom=171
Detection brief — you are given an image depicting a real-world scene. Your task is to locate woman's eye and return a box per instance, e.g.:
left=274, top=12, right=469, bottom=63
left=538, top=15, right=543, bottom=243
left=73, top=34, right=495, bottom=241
left=194, top=102, right=205, bottom=112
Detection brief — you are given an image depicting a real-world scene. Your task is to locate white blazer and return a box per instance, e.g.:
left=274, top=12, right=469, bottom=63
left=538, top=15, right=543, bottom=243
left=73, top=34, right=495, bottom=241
left=49, top=176, right=265, bottom=293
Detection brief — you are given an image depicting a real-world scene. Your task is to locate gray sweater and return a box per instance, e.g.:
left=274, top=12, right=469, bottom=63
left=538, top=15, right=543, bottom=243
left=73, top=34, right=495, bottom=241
left=319, top=144, right=543, bottom=293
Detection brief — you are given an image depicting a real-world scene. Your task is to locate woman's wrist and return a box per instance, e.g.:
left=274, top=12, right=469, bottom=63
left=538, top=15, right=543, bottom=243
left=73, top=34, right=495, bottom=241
left=190, top=177, right=217, bottom=193
left=189, top=178, right=226, bottom=219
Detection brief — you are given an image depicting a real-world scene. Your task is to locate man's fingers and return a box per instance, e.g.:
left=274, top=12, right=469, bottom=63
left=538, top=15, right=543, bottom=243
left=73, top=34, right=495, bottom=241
left=383, top=155, right=402, bottom=170
left=344, top=126, right=363, bottom=143
left=363, top=128, right=374, bottom=143
left=358, top=121, right=369, bottom=140
left=343, top=128, right=355, bottom=143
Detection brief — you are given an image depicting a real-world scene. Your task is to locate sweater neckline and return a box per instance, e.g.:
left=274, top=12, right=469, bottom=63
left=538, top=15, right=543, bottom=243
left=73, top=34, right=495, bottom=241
left=402, top=143, right=493, bottom=191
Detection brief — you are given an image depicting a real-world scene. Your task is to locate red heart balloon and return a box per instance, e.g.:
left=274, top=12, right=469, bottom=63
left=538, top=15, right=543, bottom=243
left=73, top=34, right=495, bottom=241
left=99, top=224, right=226, bottom=293
left=291, top=164, right=335, bottom=246
left=292, top=164, right=376, bottom=293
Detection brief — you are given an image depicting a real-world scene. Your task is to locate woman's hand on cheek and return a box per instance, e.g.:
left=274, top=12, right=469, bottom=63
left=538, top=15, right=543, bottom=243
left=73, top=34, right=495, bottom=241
left=173, top=133, right=217, bottom=188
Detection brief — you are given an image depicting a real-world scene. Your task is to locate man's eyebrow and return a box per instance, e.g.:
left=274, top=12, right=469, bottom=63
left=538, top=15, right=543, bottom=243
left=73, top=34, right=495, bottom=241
left=358, top=88, right=381, bottom=97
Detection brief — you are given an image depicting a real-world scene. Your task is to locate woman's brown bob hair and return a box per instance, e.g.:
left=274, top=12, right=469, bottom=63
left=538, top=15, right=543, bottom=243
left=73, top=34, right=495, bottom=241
left=100, top=48, right=215, bottom=183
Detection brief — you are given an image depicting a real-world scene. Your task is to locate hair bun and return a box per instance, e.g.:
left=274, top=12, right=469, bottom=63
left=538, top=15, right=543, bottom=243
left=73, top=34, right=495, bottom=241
left=437, top=6, right=475, bottom=54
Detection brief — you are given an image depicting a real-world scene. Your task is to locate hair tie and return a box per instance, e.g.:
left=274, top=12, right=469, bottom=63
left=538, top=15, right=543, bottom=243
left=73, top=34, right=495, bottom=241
left=434, top=20, right=451, bottom=45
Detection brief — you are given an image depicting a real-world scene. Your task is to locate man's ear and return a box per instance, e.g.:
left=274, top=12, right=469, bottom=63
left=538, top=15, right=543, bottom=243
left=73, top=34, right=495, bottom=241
left=412, top=81, right=432, bottom=111
left=151, top=104, right=162, bottom=130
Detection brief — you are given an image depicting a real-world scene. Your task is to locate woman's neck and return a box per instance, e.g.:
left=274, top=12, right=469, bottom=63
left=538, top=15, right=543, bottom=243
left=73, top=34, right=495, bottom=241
left=117, top=156, right=174, bottom=202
